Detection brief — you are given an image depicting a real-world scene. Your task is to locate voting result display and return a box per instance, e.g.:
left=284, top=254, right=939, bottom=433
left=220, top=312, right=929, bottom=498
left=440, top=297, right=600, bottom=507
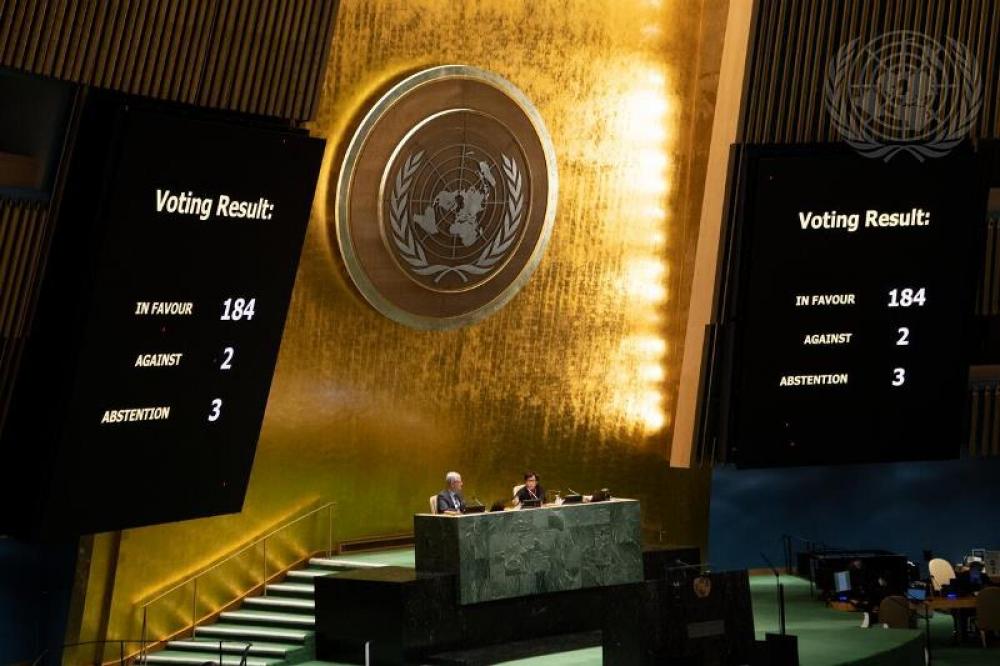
left=721, top=144, right=986, bottom=467
left=1, top=93, right=324, bottom=535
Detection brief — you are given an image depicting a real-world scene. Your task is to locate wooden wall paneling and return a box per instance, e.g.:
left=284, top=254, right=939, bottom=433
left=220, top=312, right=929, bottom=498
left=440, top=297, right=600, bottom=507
left=0, top=0, right=339, bottom=122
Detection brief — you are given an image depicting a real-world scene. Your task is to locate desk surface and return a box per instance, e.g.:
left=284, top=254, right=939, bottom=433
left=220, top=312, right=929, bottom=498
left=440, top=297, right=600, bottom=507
left=831, top=595, right=981, bottom=612
left=921, top=596, right=978, bottom=610
left=416, top=497, right=635, bottom=517
left=415, top=498, right=643, bottom=604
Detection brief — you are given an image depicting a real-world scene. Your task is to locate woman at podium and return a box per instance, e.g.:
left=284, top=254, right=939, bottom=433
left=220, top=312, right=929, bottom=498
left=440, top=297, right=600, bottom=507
left=513, top=471, right=545, bottom=507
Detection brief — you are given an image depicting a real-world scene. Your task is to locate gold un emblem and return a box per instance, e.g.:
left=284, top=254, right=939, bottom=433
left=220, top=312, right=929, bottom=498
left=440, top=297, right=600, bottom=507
left=335, top=66, right=558, bottom=329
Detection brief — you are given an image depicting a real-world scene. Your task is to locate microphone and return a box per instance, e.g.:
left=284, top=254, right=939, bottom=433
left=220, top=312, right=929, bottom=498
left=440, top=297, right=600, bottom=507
left=668, top=558, right=710, bottom=571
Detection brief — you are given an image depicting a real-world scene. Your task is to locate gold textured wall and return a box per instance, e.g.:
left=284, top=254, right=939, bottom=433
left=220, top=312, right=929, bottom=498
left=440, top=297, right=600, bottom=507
left=75, top=0, right=730, bottom=649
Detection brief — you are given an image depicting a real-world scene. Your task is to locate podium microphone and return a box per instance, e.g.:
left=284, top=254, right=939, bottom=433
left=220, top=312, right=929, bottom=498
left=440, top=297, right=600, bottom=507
left=668, top=559, right=710, bottom=571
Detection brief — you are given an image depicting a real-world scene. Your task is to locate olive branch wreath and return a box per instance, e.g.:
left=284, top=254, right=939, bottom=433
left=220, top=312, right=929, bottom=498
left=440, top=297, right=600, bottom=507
left=824, top=32, right=982, bottom=162
left=389, top=151, right=523, bottom=284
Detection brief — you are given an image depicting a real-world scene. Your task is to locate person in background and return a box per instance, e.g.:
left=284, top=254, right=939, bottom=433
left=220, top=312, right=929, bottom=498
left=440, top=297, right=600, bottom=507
left=513, top=471, right=545, bottom=506
left=436, top=471, right=466, bottom=515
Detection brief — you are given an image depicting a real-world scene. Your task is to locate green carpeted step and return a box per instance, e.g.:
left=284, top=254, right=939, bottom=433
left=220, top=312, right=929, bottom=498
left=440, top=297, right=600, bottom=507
left=242, top=596, right=315, bottom=613
left=286, top=569, right=333, bottom=580
left=219, top=609, right=315, bottom=628
left=308, top=557, right=387, bottom=570
left=194, top=622, right=312, bottom=643
left=266, top=582, right=315, bottom=597
left=143, top=649, right=282, bottom=666
left=166, top=639, right=304, bottom=659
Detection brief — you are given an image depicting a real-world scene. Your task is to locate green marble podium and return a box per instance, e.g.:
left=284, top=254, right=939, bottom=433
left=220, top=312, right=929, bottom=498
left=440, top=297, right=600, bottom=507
left=414, top=498, right=643, bottom=604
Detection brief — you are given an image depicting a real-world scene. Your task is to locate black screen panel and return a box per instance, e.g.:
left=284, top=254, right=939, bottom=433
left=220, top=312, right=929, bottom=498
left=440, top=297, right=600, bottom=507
left=726, top=144, right=986, bottom=467
left=1, top=93, right=324, bottom=535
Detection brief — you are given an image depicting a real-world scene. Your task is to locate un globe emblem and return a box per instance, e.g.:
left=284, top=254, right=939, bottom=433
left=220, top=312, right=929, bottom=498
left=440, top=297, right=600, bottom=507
left=335, top=67, right=557, bottom=329
left=385, top=115, right=527, bottom=293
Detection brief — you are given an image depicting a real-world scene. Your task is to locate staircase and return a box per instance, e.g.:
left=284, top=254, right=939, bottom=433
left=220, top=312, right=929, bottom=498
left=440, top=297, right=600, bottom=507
left=143, top=557, right=386, bottom=666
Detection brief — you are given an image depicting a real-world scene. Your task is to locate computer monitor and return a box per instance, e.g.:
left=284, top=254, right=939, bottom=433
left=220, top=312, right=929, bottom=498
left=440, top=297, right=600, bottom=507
left=834, top=570, right=851, bottom=593
left=462, top=500, right=485, bottom=514
left=590, top=489, right=611, bottom=502
left=947, top=570, right=982, bottom=596
left=519, top=498, right=542, bottom=509
left=986, top=551, right=1000, bottom=577
left=906, top=587, right=927, bottom=602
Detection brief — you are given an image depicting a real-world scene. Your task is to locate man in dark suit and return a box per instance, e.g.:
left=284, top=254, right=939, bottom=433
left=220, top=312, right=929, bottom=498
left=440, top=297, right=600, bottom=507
left=436, top=471, right=465, bottom=514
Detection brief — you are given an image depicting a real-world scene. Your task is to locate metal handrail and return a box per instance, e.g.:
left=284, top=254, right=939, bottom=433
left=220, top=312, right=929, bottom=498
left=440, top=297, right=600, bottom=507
left=33, top=638, right=253, bottom=666
left=138, top=501, right=335, bottom=663
left=33, top=639, right=146, bottom=666
left=141, top=501, right=336, bottom=608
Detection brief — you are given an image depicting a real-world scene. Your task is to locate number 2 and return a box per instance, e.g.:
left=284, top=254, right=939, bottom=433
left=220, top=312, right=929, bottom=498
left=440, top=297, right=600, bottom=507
left=896, top=327, right=909, bottom=346
left=221, top=347, right=235, bottom=370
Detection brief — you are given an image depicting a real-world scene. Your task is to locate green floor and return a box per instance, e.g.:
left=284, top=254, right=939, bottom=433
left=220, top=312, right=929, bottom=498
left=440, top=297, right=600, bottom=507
left=750, top=575, right=996, bottom=666
left=752, top=575, right=923, bottom=666
left=291, top=552, right=1000, bottom=665
left=321, top=549, right=417, bottom=567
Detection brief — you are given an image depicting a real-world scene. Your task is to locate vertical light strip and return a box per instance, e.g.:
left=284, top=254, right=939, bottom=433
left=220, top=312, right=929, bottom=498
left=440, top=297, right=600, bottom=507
left=605, top=4, right=673, bottom=435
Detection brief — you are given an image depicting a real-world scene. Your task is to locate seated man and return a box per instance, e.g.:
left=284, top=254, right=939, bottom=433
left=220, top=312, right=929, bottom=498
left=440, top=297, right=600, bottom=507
left=513, top=471, right=545, bottom=507
left=436, top=471, right=466, bottom=515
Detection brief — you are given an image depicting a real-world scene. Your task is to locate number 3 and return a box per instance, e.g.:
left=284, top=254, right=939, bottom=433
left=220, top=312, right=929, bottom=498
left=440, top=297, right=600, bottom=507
left=892, top=368, right=906, bottom=387
left=208, top=398, right=222, bottom=421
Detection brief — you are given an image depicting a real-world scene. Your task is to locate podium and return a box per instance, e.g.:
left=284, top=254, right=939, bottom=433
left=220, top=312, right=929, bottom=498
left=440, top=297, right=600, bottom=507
left=414, top=498, right=643, bottom=604
left=312, top=500, right=754, bottom=664
left=604, top=569, right=756, bottom=665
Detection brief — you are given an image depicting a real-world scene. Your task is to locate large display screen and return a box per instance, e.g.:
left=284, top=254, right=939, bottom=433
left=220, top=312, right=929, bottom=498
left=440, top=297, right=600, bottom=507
left=2, top=93, right=323, bottom=535
left=725, top=145, right=986, bottom=467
